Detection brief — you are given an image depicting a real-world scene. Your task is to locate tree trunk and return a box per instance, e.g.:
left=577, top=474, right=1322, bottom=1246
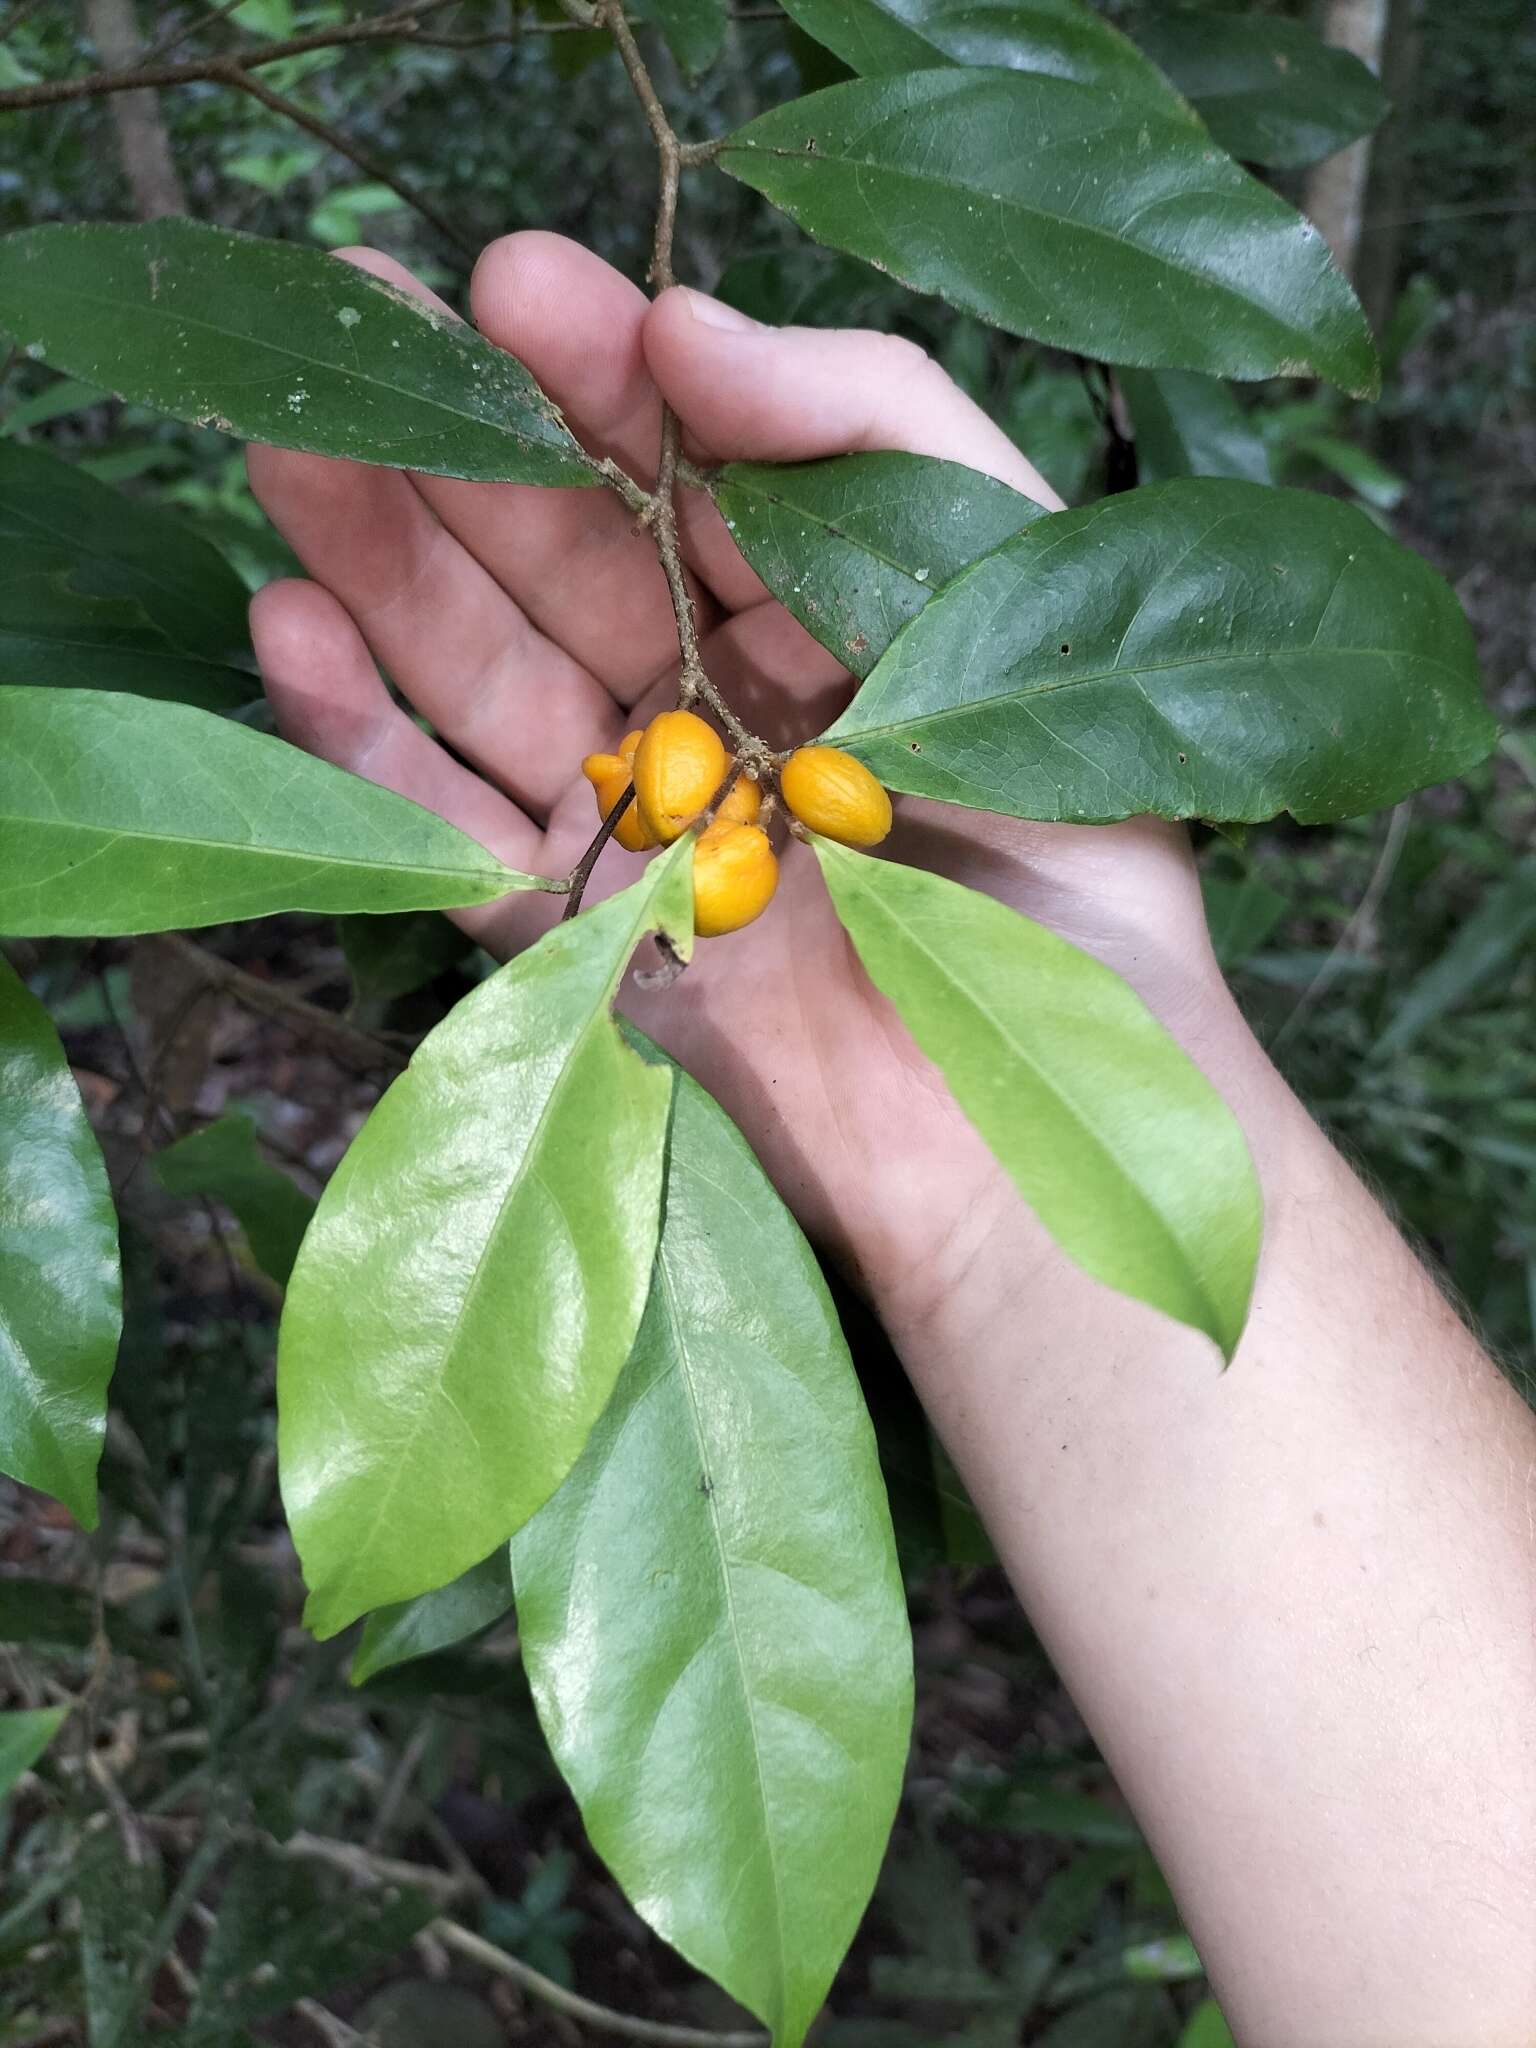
left=82, top=0, right=188, bottom=221
left=1303, top=0, right=1390, bottom=283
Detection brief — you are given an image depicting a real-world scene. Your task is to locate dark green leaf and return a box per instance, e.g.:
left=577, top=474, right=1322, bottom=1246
left=0, top=221, right=594, bottom=486
left=0, top=1708, right=67, bottom=1799
left=714, top=453, right=1045, bottom=677
left=1131, top=12, right=1389, bottom=170
left=280, top=845, right=695, bottom=1639
left=1035, top=1989, right=1167, bottom=2048
left=0, top=687, right=545, bottom=935
left=813, top=844, right=1260, bottom=1357
left=186, top=1845, right=433, bottom=2036
left=0, top=375, right=110, bottom=435
left=154, top=1113, right=315, bottom=1287
left=636, top=0, right=726, bottom=74
left=720, top=72, right=1378, bottom=394
left=1123, top=1933, right=1202, bottom=1982
left=1201, top=868, right=1288, bottom=968
left=0, top=955, right=119, bottom=1526
left=338, top=910, right=473, bottom=1003
left=715, top=246, right=894, bottom=328
left=827, top=481, right=1495, bottom=826
left=0, top=1578, right=96, bottom=1650
left=79, top=1823, right=163, bottom=2048
left=1116, top=369, right=1271, bottom=485
left=352, top=1549, right=515, bottom=1686
left=0, top=561, right=253, bottom=710
left=0, top=441, right=253, bottom=666
left=513, top=1055, right=911, bottom=2048
left=1375, top=860, right=1536, bottom=1057
left=779, top=0, right=1173, bottom=98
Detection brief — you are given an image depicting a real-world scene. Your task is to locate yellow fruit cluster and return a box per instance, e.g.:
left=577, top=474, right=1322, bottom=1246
left=579, top=709, right=891, bottom=938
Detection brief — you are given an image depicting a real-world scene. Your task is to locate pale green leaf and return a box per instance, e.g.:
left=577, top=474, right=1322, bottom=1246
left=0, top=687, right=545, bottom=935
left=514, top=1051, right=911, bottom=2047
left=813, top=843, right=1260, bottom=1356
left=280, top=847, right=695, bottom=1638
left=0, top=957, right=119, bottom=1526
left=0, top=1707, right=68, bottom=1799
left=826, top=480, right=1495, bottom=826
left=0, top=221, right=595, bottom=486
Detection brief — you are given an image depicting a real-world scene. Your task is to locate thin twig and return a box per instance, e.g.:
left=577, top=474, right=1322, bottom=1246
left=0, top=0, right=466, bottom=109
left=157, top=934, right=408, bottom=1075
left=433, top=1920, right=766, bottom=2047
left=139, top=0, right=247, bottom=67
left=563, top=781, right=639, bottom=922
left=365, top=1718, right=432, bottom=1853
left=211, top=62, right=474, bottom=258
left=1270, top=799, right=1413, bottom=1054
left=596, top=0, right=756, bottom=755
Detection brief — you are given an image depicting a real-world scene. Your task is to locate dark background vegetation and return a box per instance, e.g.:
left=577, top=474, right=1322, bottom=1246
left=1, top=1, right=1532, bottom=2042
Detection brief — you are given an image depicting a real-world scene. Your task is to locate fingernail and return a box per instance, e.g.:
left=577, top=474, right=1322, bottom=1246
left=679, top=288, right=763, bottom=333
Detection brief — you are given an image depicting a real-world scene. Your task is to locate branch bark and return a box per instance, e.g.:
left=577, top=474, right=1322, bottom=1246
left=81, top=0, right=189, bottom=220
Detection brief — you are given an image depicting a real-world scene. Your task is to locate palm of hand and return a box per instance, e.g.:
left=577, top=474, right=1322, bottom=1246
left=249, top=232, right=1209, bottom=1273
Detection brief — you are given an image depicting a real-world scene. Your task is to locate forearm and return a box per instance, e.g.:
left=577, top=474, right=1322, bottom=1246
left=875, top=978, right=1536, bottom=2047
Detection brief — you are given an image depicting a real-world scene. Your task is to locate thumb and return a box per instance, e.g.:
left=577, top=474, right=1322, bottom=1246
left=643, top=285, right=1063, bottom=510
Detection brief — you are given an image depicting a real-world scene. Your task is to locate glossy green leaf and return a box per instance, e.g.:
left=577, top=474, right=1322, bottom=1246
left=721, top=72, right=1378, bottom=394
left=636, top=0, right=727, bottom=73
left=826, top=480, right=1496, bottom=826
left=0, top=441, right=253, bottom=667
left=514, top=1055, right=911, bottom=2048
left=0, top=564, right=252, bottom=711
left=154, top=1113, right=315, bottom=1288
left=0, top=1707, right=67, bottom=1799
left=813, top=843, right=1260, bottom=1356
left=0, top=687, right=544, bottom=936
left=0, top=220, right=594, bottom=486
left=779, top=0, right=1172, bottom=98
left=1132, top=13, right=1389, bottom=170
left=0, top=956, right=119, bottom=1526
left=352, top=1549, right=515, bottom=1686
left=280, top=846, right=695, bottom=1639
left=714, top=453, right=1045, bottom=677
left=1290, top=431, right=1406, bottom=510
left=1116, top=369, right=1271, bottom=485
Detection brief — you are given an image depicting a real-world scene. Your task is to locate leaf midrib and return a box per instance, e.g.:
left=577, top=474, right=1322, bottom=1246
left=657, top=1241, right=794, bottom=2035
left=724, top=108, right=1347, bottom=359
left=0, top=807, right=510, bottom=885
left=5, top=263, right=575, bottom=460
left=838, top=637, right=1463, bottom=747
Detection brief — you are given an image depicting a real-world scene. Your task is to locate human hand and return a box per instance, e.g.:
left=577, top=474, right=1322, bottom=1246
left=248, top=232, right=1221, bottom=1302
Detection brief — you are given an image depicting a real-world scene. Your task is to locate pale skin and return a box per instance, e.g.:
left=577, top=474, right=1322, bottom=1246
left=248, top=232, right=1536, bottom=2048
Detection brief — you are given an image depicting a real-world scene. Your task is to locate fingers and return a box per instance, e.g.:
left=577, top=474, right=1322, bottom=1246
left=249, top=580, right=557, bottom=951
left=385, top=235, right=712, bottom=700
left=247, top=439, right=618, bottom=821
left=643, top=287, right=1064, bottom=610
